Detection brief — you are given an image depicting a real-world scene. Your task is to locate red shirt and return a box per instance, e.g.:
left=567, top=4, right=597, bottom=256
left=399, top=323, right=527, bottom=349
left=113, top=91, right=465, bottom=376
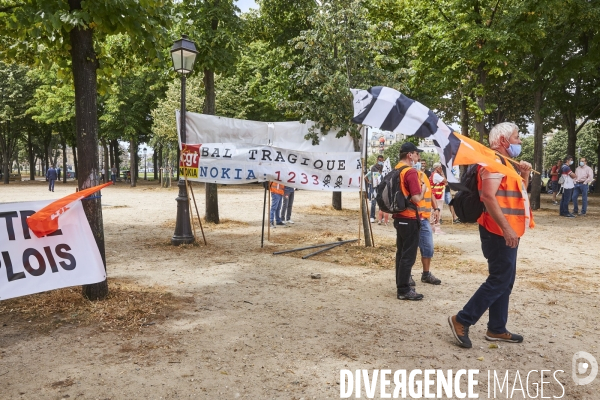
left=403, top=168, right=422, bottom=196
left=550, top=165, right=559, bottom=181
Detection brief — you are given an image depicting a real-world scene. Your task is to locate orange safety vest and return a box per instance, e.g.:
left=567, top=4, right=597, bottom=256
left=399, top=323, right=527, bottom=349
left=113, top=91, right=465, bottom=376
left=477, top=167, right=535, bottom=238
left=270, top=182, right=284, bottom=195
left=393, top=162, right=429, bottom=219
left=430, top=174, right=445, bottom=200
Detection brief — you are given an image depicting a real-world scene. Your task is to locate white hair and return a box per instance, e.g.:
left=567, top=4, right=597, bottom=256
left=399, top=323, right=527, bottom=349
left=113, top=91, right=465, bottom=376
left=489, top=122, right=518, bottom=150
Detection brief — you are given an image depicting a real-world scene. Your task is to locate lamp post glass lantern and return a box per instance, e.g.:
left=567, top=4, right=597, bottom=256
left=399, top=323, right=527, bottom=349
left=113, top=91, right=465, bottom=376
left=143, top=147, right=147, bottom=181
left=170, top=35, right=198, bottom=246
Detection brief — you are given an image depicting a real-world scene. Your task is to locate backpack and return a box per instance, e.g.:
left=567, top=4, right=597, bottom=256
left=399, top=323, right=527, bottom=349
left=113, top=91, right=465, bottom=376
left=452, top=165, right=484, bottom=223
left=376, top=165, right=417, bottom=215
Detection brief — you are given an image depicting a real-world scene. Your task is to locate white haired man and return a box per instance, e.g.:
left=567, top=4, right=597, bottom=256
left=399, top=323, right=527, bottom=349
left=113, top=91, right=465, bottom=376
left=449, top=122, right=534, bottom=348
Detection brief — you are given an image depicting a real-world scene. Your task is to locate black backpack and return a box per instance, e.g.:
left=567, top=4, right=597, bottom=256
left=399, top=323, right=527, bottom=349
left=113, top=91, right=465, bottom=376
left=376, top=166, right=417, bottom=215
left=452, top=165, right=483, bottom=223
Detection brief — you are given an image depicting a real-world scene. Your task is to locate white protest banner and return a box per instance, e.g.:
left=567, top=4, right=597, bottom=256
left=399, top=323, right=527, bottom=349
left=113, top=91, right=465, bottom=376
left=0, top=200, right=106, bottom=301
left=179, top=143, right=362, bottom=192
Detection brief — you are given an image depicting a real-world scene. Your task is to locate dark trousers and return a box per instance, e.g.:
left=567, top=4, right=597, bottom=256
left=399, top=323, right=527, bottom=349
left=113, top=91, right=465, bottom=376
left=281, top=188, right=295, bottom=221
left=394, top=218, right=420, bottom=294
left=48, top=179, right=55, bottom=191
left=457, top=225, right=518, bottom=334
left=560, top=187, right=573, bottom=215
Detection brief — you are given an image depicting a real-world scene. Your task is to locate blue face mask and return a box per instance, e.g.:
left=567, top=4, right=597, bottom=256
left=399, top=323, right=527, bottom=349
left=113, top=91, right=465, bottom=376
left=580, top=161, right=585, bottom=167
left=413, top=162, right=422, bottom=171
left=507, top=143, right=521, bottom=158
left=377, top=161, right=383, bottom=166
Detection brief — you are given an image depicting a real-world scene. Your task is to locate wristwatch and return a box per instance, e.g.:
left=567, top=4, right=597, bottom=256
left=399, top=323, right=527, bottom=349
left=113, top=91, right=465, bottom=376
left=434, top=208, right=440, bottom=211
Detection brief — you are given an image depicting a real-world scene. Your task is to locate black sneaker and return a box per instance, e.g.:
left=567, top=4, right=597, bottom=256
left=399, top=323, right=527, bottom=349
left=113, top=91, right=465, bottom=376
left=453, top=218, right=461, bottom=224
left=409, top=275, right=416, bottom=287
left=485, top=330, right=523, bottom=343
left=421, top=272, right=441, bottom=285
left=276, top=221, right=286, bottom=226
left=397, top=288, right=424, bottom=300
left=448, top=315, right=472, bottom=348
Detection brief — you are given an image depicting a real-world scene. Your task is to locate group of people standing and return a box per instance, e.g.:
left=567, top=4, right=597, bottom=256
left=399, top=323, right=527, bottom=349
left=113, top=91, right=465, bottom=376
left=549, top=156, right=594, bottom=217
left=269, top=182, right=295, bottom=228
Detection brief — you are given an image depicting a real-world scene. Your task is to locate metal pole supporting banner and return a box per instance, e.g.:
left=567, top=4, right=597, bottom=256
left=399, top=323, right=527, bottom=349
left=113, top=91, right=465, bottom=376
left=261, top=185, right=267, bottom=248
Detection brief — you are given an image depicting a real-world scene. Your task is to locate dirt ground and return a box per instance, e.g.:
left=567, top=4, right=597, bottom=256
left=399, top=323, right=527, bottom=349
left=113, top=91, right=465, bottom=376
left=1, top=178, right=599, bottom=399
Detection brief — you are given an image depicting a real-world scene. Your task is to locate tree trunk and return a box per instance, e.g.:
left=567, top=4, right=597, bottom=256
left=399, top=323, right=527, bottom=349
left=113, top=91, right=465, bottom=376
left=129, top=139, right=136, bottom=187
left=565, top=113, right=577, bottom=158
left=28, top=131, right=35, bottom=180
left=204, top=68, right=220, bottom=223
left=69, top=0, right=108, bottom=300
left=109, top=140, right=114, bottom=170
left=332, top=192, right=342, bottom=210
left=461, top=97, right=469, bottom=137
left=62, top=140, right=67, bottom=183
left=530, top=89, right=544, bottom=210
left=102, top=141, right=109, bottom=184
left=158, top=144, right=163, bottom=185
left=152, top=148, right=157, bottom=181
left=72, top=145, right=78, bottom=179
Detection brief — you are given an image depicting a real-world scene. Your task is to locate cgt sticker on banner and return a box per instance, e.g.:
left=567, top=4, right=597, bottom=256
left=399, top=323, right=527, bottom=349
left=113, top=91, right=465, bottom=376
left=179, top=144, right=201, bottom=179
left=0, top=200, right=106, bottom=301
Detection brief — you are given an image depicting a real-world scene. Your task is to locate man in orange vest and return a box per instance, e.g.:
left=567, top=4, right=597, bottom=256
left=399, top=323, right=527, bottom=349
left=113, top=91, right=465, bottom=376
left=269, top=182, right=286, bottom=228
left=449, top=122, right=534, bottom=348
left=393, top=142, right=429, bottom=300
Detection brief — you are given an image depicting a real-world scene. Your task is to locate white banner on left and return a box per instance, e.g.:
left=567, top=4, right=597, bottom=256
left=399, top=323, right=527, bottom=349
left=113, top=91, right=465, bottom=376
left=0, top=200, right=106, bottom=301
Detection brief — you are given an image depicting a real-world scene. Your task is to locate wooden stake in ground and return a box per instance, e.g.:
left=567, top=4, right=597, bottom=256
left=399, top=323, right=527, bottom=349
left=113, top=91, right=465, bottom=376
left=364, top=189, right=375, bottom=247
left=187, top=181, right=207, bottom=245
left=183, top=173, right=197, bottom=241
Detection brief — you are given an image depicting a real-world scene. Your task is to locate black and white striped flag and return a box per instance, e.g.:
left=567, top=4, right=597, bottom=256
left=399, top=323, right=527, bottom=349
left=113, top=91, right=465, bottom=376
left=350, top=86, right=460, bottom=185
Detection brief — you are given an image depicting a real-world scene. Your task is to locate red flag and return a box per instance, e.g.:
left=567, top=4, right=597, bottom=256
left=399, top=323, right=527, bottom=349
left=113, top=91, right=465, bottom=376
left=27, top=182, right=112, bottom=238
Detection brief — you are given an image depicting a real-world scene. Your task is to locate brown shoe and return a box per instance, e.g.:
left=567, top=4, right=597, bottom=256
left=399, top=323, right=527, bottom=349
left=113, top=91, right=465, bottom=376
left=485, top=330, right=523, bottom=343
left=448, top=315, right=472, bottom=348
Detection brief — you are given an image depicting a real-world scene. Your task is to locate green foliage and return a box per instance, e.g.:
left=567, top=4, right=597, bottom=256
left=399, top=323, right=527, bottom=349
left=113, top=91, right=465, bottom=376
left=544, top=125, right=599, bottom=169
left=517, top=135, right=534, bottom=165
left=285, top=0, right=401, bottom=144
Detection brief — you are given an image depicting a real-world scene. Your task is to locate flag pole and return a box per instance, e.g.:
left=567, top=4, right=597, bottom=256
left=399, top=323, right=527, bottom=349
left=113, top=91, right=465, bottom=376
left=187, top=181, right=207, bottom=245
left=495, top=152, right=540, bottom=175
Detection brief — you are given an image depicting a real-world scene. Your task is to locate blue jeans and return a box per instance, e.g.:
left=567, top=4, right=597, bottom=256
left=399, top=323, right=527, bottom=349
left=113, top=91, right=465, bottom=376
left=270, top=193, right=283, bottom=224
left=48, top=179, right=55, bottom=191
left=368, top=185, right=377, bottom=219
left=111, top=174, right=116, bottom=184
left=418, top=219, right=434, bottom=258
left=281, top=187, right=295, bottom=221
left=572, top=183, right=589, bottom=214
left=394, top=218, right=421, bottom=294
left=457, top=225, right=518, bottom=334
left=560, top=187, right=573, bottom=215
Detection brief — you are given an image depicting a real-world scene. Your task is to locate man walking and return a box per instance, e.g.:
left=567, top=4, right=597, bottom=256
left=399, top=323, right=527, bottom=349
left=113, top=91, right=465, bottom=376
left=572, top=157, right=593, bottom=216
left=449, top=122, right=534, bottom=348
left=559, top=155, right=577, bottom=218
left=46, top=165, right=58, bottom=192
left=111, top=164, right=117, bottom=184
left=393, top=142, right=428, bottom=301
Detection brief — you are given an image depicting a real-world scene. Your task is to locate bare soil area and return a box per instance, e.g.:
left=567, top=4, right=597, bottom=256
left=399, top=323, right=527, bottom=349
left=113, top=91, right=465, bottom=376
left=1, top=179, right=599, bottom=399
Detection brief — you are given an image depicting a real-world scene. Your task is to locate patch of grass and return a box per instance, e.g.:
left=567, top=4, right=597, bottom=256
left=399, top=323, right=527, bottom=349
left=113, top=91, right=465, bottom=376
left=0, top=278, right=191, bottom=332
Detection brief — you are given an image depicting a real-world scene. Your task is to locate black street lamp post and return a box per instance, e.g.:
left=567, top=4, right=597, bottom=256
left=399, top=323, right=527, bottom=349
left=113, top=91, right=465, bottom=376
left=170, top=35, right=198, bottom=246
left=143, top=147, right=147, bottom=181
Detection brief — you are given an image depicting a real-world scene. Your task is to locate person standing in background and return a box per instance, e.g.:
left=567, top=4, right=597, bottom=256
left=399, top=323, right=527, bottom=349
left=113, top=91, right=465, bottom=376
left=559, top=155, right=577, bottom=218
left=550, top=159, right=562, bottom=205
left=281, top=186, right=296, bottom=224
left=111, top=164, right=117, bottom=184
left=46, top=165, right=57, bottom=192
left=572, top=157, right=593, bottom=216
left=269, top=182, right=286, bottom=228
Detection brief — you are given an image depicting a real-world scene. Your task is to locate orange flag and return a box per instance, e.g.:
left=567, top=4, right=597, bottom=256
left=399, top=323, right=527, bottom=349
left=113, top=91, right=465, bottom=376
left=27, top=182, right=112, bottom=238
left=452, top=133, right=523, bottom=182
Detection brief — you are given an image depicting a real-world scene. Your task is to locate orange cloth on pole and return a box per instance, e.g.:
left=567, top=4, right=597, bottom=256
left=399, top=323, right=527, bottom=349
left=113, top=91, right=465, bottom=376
left=27, top=182, right=113, bottom=238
